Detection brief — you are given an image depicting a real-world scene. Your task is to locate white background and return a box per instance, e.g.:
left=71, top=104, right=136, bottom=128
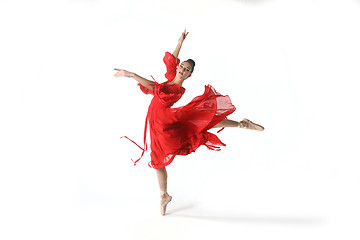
left=1, top=0, right=360, bottom=239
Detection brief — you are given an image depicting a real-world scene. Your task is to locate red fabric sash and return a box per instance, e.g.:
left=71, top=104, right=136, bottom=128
left=120, top=107, right=149, bottom=166
left=120, top=76, right=158, bottom=167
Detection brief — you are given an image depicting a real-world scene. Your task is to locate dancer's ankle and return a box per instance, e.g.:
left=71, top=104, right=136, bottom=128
left=160, top=190, right=168, bottom=198
left=238, top=120, right=247, bottom=128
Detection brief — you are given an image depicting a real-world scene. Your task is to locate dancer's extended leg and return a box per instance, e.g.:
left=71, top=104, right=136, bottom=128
left=212, top=118, right=264, bottom=131
left=212, top=119, right=240, bottom=128
left=156, top=167, right=172, bottom=216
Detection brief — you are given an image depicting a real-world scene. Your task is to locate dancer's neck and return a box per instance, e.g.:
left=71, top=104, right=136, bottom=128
left=170, top=76, right=184, bottom=86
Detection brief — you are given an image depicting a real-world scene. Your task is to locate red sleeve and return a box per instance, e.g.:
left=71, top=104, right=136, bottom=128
left=163, top=52, right=180, bottom=81
left=138, top=82, right=159, bottom=95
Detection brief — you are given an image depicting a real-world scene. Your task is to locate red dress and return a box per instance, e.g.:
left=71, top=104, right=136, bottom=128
left=123, top=52, right=236, bottom=169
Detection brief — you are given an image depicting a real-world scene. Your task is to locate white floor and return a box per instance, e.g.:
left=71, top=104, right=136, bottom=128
left=1, top=0, right=360, bottom=239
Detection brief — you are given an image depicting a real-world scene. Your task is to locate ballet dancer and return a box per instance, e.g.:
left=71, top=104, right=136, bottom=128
left=114, top=30, right=264, bottom=215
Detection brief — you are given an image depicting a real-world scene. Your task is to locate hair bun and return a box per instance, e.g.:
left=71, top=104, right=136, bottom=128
left=185, top=59, right=195, bottom=73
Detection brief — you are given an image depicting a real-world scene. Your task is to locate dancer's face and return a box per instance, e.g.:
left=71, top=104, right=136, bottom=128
left=177, top=62, right=192, bottom=80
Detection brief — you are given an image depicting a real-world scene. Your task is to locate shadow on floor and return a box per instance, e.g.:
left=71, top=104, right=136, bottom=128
left=231, top=0, right=272, bottom=4
left=167, top=212, right=325, bottom=225
left=166, top=203, right=198, bottom=214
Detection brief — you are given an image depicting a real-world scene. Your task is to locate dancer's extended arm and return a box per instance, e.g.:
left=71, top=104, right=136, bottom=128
left=172, top=29, right=189, bottom=62
left=114, top=69, right=155, bottom=91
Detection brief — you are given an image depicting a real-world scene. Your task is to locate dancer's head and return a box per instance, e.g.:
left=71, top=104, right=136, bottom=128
left=177, top=59, right=195, bottom=80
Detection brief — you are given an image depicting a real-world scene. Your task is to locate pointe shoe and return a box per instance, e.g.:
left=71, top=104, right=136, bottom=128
left=239, top=118, right=264, bottom=131
left=160, top=194, right=172, bottom=216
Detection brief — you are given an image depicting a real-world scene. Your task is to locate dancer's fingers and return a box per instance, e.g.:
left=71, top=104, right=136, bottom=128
left=114, top=70, right=123, bottom=77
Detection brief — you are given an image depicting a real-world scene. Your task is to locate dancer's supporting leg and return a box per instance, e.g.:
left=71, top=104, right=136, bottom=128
left=156, top=167, right=172, bottom=216
left=156, top=167, right=168, bottom=192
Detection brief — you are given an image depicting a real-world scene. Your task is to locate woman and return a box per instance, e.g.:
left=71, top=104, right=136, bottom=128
left=114, top=30, right=264, bottom=216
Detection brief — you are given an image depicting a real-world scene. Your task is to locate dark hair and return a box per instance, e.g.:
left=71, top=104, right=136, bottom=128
left=184, top=59, right=195, bottom=73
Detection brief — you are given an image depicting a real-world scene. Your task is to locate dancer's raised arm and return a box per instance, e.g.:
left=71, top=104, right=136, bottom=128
left=114, top=69, right=155, bottom=91
left=172, top=29, right=189, bottom=62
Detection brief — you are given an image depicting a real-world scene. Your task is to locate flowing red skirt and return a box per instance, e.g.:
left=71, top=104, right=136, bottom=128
left=122, top=83, right=236, bottom=169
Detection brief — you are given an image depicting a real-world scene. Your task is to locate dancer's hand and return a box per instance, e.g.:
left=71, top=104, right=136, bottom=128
left=178, top=29, right=189, bottom=44
left=114, top=69, right=134, bottom=78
